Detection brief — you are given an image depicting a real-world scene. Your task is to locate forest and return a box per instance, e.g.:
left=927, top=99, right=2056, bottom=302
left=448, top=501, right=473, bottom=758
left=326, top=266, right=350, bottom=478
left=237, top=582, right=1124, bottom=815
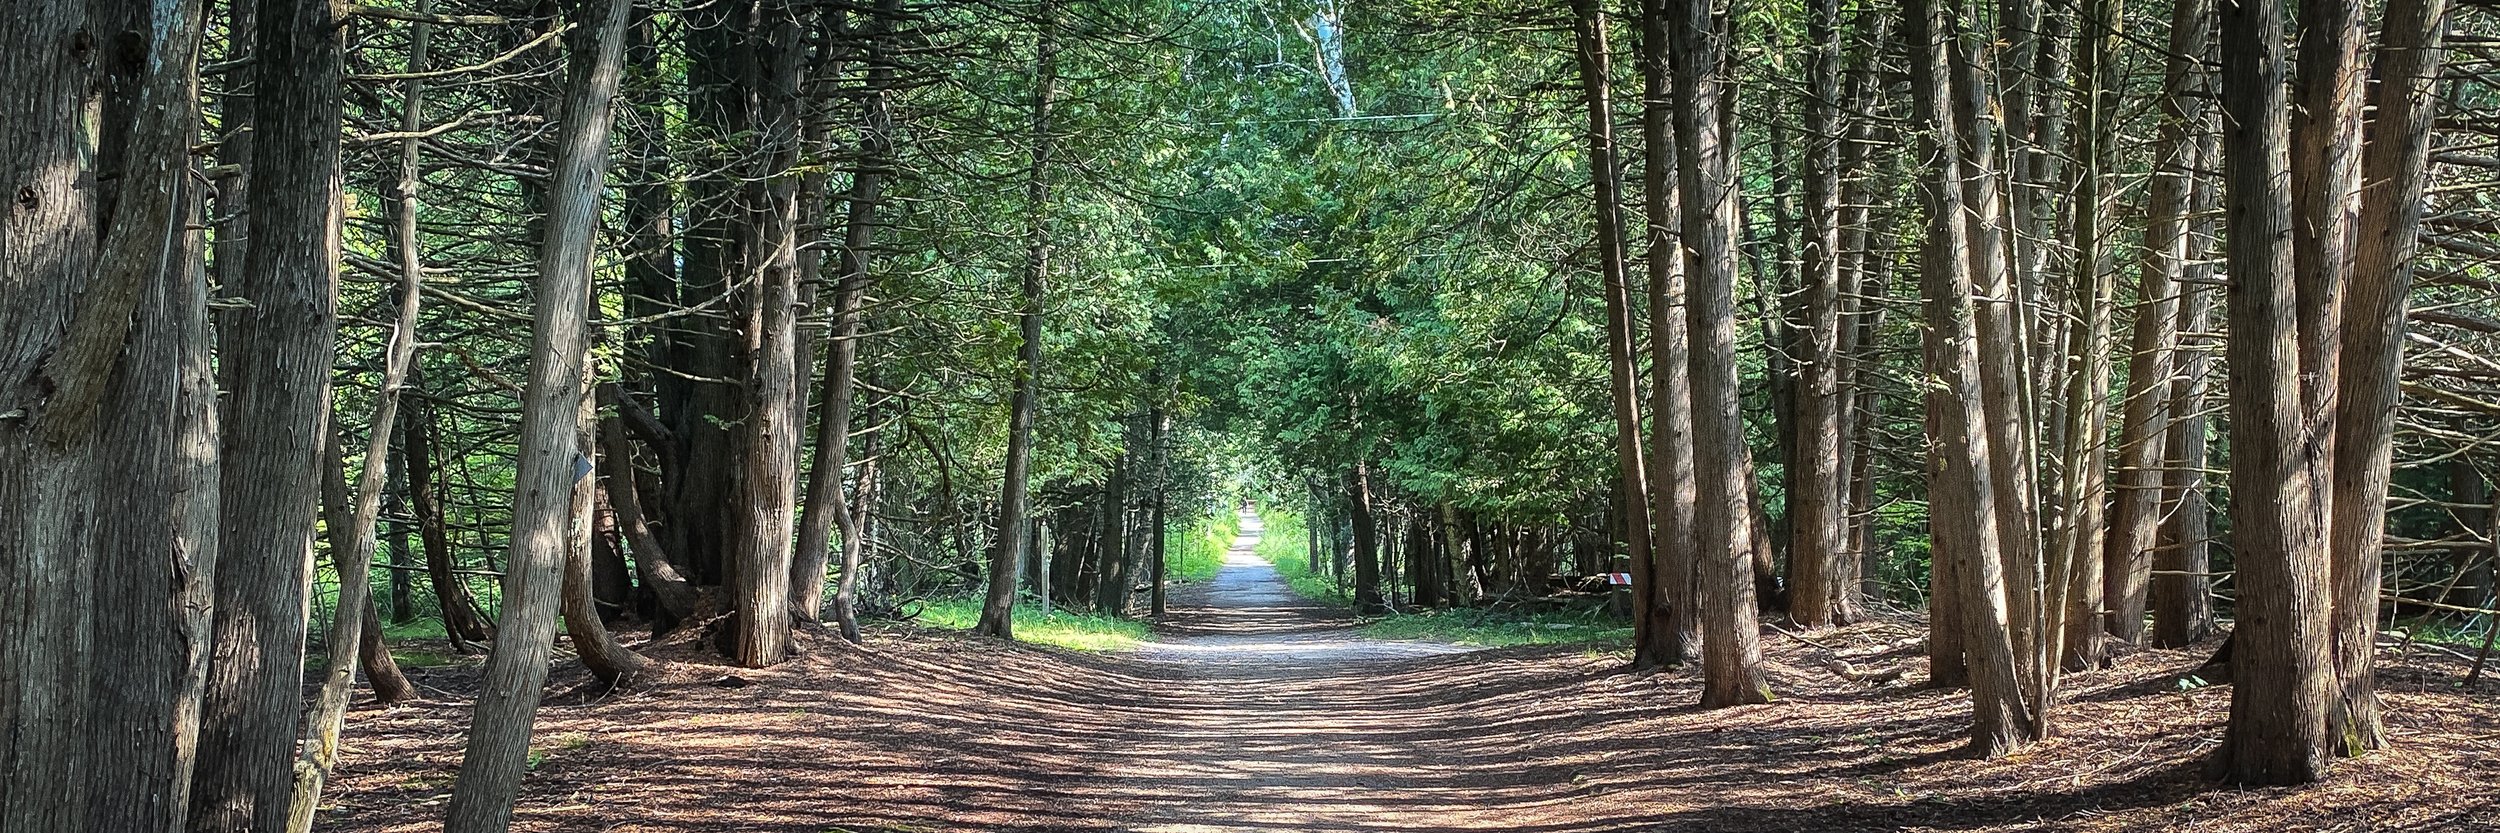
left=3, top=0, right=2499, bottom=829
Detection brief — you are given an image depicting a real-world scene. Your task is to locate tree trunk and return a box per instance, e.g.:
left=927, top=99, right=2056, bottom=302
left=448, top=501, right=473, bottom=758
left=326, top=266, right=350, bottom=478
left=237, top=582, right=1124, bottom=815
left=2105, top=0, right=2213, bottom=646
left=793, top=0, right=900, bottom=640
left=2327, top=0, right=2450, bottom=758
left=442, top=0, right=632, bottom=826
left=728, top=0, right=808, bottom=670
left=1665, top=0, right=1770, bottom=708
left=976, top=1, right=1059, bottom=639
left=2214, top=0, right=2335, bottom=784
left=563, top=398, right=650, bottom=685
left=406, top=382, right=494, bottom=650
left=1909, top=0, right=2035, bottom=756
left=1572, top=0, right=1659, bottom=663
left=1636, top=0, right=1699, bottom=666
left=1786, top=0, right=1848, bottom=629
left=190, top=0, right=346, bottom=821
left=1351, top=463, right=1386, bottom=614
left=2153, top=130, right=2222, bottom=650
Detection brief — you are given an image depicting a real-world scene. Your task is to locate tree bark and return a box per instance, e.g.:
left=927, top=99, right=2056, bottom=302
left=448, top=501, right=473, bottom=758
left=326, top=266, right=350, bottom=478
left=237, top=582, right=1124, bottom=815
left=1572, top=0, right=1659, bottom=662
left=442, top=0, right=632, bottom=825
left=1786, top=0, right=1848, bottom=629
left=2327, top=0, right=2451, bottom=758
left=2214, top=0, right=2335, bottom=784
left=976, top=1, right=1059, bottom=639
left=190, top=0, right=346, bottom=822
left=2105, top=0, right=2213, bottom=646
left=1636, top=0, right=1699, bottom=667
left=728, top=0, right=808, bottom=670
left=1665, top=0, right=1770, bottom=708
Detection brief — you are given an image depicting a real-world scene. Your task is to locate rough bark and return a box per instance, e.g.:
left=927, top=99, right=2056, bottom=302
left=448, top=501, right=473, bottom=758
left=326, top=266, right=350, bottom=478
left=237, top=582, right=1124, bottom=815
left=2106, top=0, right=2212, bottom=646
left=1787, top=0, right=1848, bottom=629
left=190, top=0, right=346, bottom=822
left=442, top=0, right=632, bottom=826
left=1665, top=0, right=1771, bottom=708
left=1638, top=0, right=1701, bottom=667
left=2214, top=0, right=2335, bottom=784
left=729, top=0, right=808, bottom=670
left=2327, top=0, right=2450, bottom=758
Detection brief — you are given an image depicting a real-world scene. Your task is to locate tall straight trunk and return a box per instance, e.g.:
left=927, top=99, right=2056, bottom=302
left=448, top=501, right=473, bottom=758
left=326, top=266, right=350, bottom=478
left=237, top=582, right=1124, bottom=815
left=1943, top=0, right=2048, bottom=726
left=1665, top=0, right=1770, bottom=707
left=1638, top=0, right=1700, bottom=667
left=1908, top=0, right=2033, bottom=755
left=2215, top=0, right=2335, bottom=784
left=190, top=0, right=345, bottom=823
left=1351, top=463, right=1386, bottom=614
left=1150, top=412, right=1171, bottom=616
left=729, top=0, right=808, bottom=669
left=2328, top=0, right=2450, bottom=757
left=2048, top=0, right=2123, bottom=676
left=1572, top=0, right=1659, bottom=661
left=794, top=0, right=901, bottom=641
left=1098, top=434, right=1135, bottom=615
left=976, top=1, right=1059, bottom=638
left=2289, top=0, right=2365, bottom=549
left=670, top=0, right=759, bottom=586
left=442, top=0, right=632, bottom=826
left=2107, top=0, right=2213, bottom=645
left=2153, top=131, right=2222, bottom=649
left=1787, top=0, right=1848, bottom=628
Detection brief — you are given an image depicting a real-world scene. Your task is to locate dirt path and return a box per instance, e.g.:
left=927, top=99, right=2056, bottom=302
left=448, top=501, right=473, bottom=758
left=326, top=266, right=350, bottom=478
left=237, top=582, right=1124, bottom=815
left=323, top=514, right=2500, bottom=833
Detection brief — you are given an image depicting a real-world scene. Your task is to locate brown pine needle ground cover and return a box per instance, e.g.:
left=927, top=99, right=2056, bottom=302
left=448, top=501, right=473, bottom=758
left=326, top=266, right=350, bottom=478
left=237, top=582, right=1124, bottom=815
left=320, top=558, right=2500, bottom=833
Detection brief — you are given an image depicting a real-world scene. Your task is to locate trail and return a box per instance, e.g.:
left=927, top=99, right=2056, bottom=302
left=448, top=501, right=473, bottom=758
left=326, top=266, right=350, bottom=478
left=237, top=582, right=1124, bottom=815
left=322, top=512, right=2500, bottom=833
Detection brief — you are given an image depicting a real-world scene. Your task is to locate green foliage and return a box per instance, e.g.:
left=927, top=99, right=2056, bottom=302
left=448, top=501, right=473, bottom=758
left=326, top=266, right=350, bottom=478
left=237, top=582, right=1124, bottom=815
left=1254, top=510, right=1349, bottom=605
left=1164, top=511, right=1240, bottom=584
left=914, top=597, right=1153, bottom=652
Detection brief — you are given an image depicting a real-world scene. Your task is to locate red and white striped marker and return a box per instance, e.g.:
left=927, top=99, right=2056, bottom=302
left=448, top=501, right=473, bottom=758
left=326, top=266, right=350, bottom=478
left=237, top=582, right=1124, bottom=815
left=1606, top=572, right=1633, bottom=586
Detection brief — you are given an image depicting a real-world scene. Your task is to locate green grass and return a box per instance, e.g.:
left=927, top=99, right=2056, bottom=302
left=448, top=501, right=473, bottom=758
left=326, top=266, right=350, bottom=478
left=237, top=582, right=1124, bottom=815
left=1252, top=505, right=1629, bottom=649
left=1356, top=608, right=1632, bottom=648
left=1254, top=510, right=1350, bottom=605
left=1165, top=512, right=1239, bottom=583
left=914, top=596, right=1154, bottom=652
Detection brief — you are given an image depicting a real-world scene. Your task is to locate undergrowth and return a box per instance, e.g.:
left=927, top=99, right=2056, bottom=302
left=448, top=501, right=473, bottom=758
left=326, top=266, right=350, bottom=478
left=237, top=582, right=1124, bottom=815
left=1254, top=505, right=1630, bottom=649
left=1165, top=511, right=1239, bottom=583
left=914, top=597, right=1152, bottom=652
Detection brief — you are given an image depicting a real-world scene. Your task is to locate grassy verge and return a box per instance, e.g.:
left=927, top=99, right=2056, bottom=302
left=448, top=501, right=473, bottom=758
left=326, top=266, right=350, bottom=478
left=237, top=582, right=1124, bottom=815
left=1252, top=505, right=1629, bottom=649
left=1165, top=511, right=1239, bottom=584
left=914, top=596, right=1153, bottom=652
left=1254, top=510, right=1349, bottom=605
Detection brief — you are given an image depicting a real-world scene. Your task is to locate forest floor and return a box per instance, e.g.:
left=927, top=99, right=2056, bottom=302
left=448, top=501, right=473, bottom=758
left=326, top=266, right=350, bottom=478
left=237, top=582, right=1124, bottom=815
left=323, top=532, right=2500, bottom=832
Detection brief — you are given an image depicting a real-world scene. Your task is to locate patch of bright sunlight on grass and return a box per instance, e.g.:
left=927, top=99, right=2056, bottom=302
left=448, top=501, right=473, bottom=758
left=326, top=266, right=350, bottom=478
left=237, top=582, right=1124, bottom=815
left=915, top=597, right=1153, bottom=652
left=1357, top=608, right=1632, bottom=648
left=1165, top=512, right=1239, bottom=583
left=1254, top=505, right=1629, bottom=649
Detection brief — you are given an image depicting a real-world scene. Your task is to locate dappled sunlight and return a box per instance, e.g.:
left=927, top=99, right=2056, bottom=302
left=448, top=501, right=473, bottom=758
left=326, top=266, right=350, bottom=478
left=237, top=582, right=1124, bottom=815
left=317, top=515, right=2500, bottom=832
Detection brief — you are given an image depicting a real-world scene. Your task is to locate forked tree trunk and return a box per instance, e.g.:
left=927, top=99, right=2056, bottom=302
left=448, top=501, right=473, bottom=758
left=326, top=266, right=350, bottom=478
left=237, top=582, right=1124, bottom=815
left=1907, top=0, right=2034, bottom=756
left=442, top=0, right=632, bottom=826
left=1665, top=0, right=1771, bottom=708
left=2214, top=0, right=2335, bottom=784
left=2327, top=0, right=2450, bottom=758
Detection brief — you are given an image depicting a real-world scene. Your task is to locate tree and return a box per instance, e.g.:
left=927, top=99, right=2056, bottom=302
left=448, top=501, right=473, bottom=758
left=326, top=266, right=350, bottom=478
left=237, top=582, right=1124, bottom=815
left=1665, top=0, right=1771, bottom=708
left=976, top=0, right=1061, bottom=639
left=191, top=0, right=347, bottom=822
left=443, top=0, right=632, bottom=825
left=2215, top=0, right=2336, bottom=785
